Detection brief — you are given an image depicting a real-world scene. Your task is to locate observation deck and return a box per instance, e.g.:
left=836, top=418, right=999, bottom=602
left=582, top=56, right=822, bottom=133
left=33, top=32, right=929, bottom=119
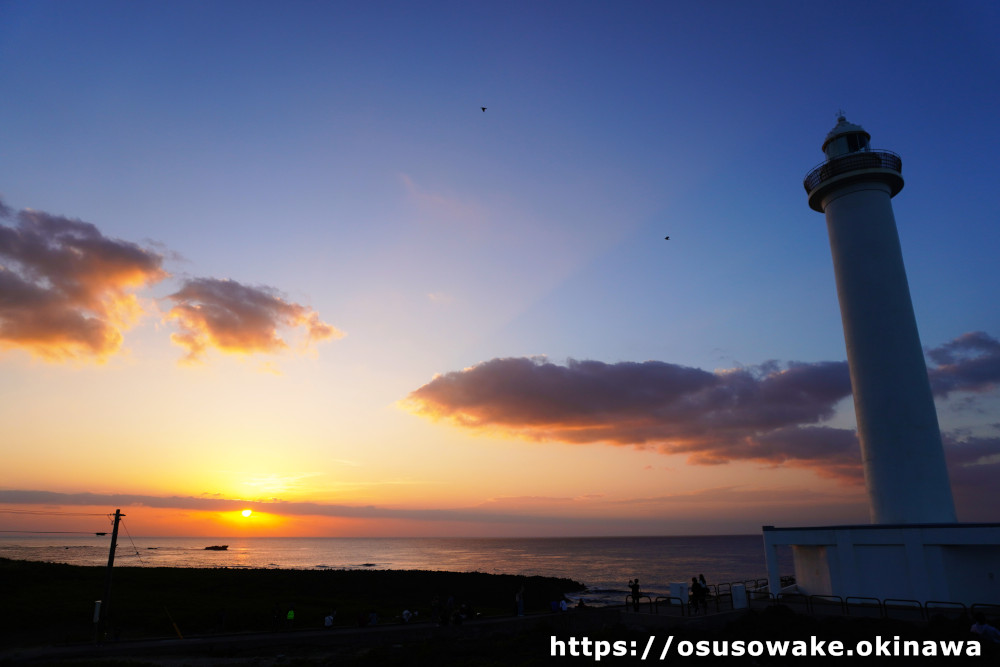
left=804, top=149, right=903, bottom=212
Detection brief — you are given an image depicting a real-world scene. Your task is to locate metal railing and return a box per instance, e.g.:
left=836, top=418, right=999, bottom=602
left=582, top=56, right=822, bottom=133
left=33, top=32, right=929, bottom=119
left=625, top=594, right=655, bottom=614
left=925, top=601, right=968, bottom=620
left=747, top=595, right=1000, bottom=622
left=638, top=584, right=1000, bottom=621
left=653, top=595, right=689, bottom=616
left=650, top=591, right=736, bottom=616
left=803, top=149, right=902, bottom=193
left=808, top=595, right=846, bottom=614
left=845, top=596, right=882, bottom=617
left=883, top=598, right=924, bottom=620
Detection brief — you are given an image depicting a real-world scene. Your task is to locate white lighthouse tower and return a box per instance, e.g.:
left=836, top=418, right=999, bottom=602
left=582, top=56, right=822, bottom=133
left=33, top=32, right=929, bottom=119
left=759, top=116, right=1000, bottom=608
left=805, top=115, right=956, bottom=525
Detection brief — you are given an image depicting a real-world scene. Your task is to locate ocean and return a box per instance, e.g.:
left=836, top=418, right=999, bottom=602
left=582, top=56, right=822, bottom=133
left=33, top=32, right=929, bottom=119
left=0, top=534, right=793, bottom=606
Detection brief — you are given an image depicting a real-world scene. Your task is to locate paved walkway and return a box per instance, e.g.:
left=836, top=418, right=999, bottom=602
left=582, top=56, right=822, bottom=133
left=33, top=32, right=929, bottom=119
left=1, top=602, right=762, bottom=665
left=1, top=607, right=625, bottom=664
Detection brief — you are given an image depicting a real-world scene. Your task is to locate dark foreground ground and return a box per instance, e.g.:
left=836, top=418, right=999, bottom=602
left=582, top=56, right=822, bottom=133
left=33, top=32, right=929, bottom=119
left=2, top=558, right=997, bottom=665
left=0, top=557, right=583, bottom=646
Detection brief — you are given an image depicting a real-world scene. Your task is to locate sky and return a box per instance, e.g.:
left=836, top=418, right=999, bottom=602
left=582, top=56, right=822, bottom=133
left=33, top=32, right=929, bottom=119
left=1, top=0, right=998, bottom=538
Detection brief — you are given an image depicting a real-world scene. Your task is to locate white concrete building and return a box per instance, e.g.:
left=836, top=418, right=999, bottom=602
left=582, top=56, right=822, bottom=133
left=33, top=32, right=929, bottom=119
left=763, top=523, right=1000, bottom=607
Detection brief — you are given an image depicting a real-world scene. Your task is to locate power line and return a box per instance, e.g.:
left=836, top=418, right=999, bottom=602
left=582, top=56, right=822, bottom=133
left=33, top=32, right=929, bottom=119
left=0, top=530, right=107, bottom=537
left=119, top=517, right=146, bottom=566
left=0, top=508, right=112, bottom=534
left=0, top=510, right=107, bottom=516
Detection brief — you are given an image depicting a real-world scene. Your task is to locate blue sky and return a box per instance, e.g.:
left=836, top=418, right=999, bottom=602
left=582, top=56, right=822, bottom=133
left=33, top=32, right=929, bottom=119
left=0, top=0, right=998, bottom=536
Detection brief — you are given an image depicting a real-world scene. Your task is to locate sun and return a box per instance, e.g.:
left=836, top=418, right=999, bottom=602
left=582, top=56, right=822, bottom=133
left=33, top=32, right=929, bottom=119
left=241, top=509, right=253, bottom=518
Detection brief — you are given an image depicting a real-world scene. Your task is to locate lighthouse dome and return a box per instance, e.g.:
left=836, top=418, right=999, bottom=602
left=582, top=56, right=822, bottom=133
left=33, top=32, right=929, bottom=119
left=822, top=115, right=871, bottom=159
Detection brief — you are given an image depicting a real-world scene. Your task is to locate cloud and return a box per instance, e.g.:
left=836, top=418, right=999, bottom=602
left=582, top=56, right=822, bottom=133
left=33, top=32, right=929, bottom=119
left=165, top=277, right=343, bottom=363
left=404, top=356, right=857, bottom=476
left=427, top=291, right=455, bottom=304
left=0, top=489, right=563, bottom=525
left=403, top=333, right=1000, bottom=488
left=943, top=433, right=1000, bottom=522
left=0, top=486, right=877, bottom=534
left=0, top=199, right=167, bottom=360
left=400, top=174, right=486, bottom=226
left=927, top=331, right=1000, bottom=397
left=0, top=198, right=345, bottom=365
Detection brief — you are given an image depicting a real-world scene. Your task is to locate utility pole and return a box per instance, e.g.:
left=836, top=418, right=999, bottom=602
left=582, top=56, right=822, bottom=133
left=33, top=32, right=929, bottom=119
left=98, top=509, right=124, bottom=641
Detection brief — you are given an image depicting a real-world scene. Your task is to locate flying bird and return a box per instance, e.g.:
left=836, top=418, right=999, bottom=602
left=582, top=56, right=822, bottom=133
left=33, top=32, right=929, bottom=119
left=481, top=107, right=487, bottom=112
left=664, top=236, right=670, bottom=240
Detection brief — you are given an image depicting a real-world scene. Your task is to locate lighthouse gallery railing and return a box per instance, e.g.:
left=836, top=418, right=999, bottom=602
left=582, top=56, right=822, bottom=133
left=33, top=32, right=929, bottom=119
left=803, top=149, right=902, bottom=193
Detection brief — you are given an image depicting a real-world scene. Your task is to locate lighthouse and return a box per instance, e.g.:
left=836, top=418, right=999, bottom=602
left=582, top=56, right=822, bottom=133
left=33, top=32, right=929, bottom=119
left=804, top=115, right=956, bottom=525
left=759, top=117, right=1000, bottom=609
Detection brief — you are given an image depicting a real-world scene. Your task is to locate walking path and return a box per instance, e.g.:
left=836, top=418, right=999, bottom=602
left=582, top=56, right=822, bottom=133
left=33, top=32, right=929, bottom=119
left=1, top=607, right=629, bottom=664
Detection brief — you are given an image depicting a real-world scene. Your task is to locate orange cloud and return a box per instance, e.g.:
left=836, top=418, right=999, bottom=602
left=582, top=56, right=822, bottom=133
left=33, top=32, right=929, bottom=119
left=165, top=277, right=343, bottom=363
left=403, top=356, right=858, bottom=473
left=0, top=200, right=167, bottom=361
left=404, top=339, right=1000, bottom=490
left=1, top=197, right=343, bottom=365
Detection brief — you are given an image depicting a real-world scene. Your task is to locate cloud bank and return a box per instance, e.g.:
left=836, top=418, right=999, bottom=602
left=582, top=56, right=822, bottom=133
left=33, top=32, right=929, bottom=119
left=0, top=489, right=555, bottom=526
left=0, top=485, right=875, bottom=533
left=166, top=278, right=342, bottom=363
left=0, top=200, right=167, bottom=360
left=405, top=357, right=860, bottom=477
left=404, top=333, right=1000, bottom=488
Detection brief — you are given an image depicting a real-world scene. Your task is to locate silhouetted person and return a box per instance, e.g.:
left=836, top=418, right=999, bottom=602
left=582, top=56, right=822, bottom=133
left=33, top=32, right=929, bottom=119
left=690, top=577, right=707, bottom=613
left=971, top=612, right=1000, bottom=644
left=629, top=579, right=641, bottom=612
left=271, top=603, right=281, bottom=631
left=442, top=595, right=454, bottom=625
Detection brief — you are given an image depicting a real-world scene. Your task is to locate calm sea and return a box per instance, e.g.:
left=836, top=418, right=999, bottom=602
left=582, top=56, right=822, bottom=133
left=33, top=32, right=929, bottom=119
left=0, top=534, right=792, bottom=606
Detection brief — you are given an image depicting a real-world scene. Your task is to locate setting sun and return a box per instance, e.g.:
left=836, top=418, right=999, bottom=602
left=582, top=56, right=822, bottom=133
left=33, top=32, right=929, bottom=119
left=241, top=509, right=252, bottom=518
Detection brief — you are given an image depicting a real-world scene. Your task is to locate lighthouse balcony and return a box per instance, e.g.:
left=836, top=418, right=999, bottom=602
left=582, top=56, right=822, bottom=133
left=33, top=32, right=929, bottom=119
left=804, top=149, right=903, bottom=211
left=804, top=149, right=902, bottom=192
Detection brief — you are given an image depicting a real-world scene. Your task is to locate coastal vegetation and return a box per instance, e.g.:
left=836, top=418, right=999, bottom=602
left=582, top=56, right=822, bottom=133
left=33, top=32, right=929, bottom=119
left=0, top=557, right=584, bottom=648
